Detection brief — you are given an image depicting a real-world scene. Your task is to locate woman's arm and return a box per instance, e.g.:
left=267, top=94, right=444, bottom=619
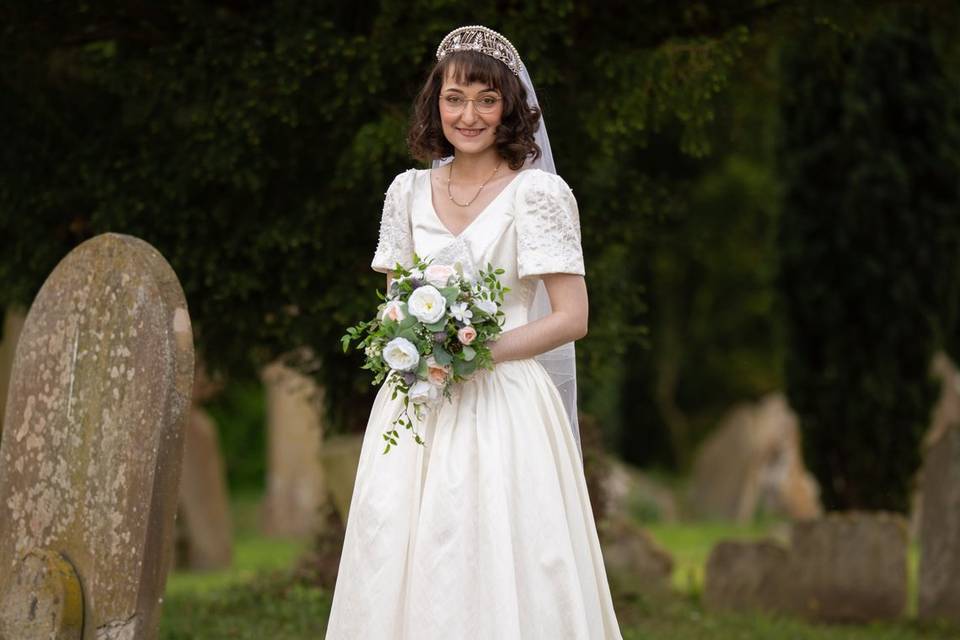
left=488, top=274, right=588, bottom=364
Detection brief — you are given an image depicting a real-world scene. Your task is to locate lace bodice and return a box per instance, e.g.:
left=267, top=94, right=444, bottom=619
left=371, top=169, right=585, bottom=314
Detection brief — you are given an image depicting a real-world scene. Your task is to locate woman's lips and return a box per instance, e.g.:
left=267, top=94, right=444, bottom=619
left=457, top=127, right=484, bottom=138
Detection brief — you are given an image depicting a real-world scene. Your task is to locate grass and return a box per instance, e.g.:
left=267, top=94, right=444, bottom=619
left=159, top=499, right=956, bottom=639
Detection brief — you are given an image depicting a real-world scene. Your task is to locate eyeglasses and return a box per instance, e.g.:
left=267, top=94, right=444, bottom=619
left=439, top=94, right=502, bottom=115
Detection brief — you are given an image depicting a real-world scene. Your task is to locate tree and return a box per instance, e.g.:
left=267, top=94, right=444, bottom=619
left=777, top=9, right=960, bottom=511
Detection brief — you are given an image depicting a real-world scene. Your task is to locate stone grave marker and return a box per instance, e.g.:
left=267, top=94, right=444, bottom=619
left=176, top=404, right=233, bottom=570
left=0, top=233, right=194, bottom=640
left=705, top=511, right=908, bottom=623
left=0, top=307, right=27, bottom=437
left=918, top=422, right=960, bottom=623
left=260, top=360, right=328, bottom=538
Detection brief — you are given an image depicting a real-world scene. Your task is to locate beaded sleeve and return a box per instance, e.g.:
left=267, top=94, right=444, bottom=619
left=371, top=169, right=417, bottom=274
left=515, top=171, right=586, bottom=279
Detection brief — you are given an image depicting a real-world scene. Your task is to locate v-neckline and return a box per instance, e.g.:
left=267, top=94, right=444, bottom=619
left=426, top=169, right=527, bottom=240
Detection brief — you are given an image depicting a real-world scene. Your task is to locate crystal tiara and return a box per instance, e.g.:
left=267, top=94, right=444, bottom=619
left=435, top=25, right=522, bottom=77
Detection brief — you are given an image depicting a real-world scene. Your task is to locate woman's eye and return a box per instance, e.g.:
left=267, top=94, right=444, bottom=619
left=445, top=96, right=463, bottom=105
left=480, top=97, right=498, bottom=106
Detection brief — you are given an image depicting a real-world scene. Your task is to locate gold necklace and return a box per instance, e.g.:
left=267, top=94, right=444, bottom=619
left=447, top=160, right=502, bottom=207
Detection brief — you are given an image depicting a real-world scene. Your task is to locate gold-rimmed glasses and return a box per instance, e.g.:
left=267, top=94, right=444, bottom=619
left=439, top=94, right=503, bottom=115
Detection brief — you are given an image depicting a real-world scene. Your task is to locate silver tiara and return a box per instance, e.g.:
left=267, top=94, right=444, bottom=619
left=435, top=25, right=522, bottom=77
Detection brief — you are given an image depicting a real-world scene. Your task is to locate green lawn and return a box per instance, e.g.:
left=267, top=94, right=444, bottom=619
left=159, top=500, right=956, bottom=639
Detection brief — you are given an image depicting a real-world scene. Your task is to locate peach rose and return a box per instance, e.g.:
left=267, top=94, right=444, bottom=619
left=426, top=356, right=451, bottom=386
left=457, top=326, right=477, bottom=346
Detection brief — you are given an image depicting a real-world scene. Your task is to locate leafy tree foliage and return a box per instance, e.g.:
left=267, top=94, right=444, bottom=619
left=3, top=0, right=957, bottom=468
left=777, top=10, right=960, bottom=511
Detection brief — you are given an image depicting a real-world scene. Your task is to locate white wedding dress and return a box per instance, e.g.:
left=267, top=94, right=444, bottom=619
left=325, top=168, right=623, bottom=639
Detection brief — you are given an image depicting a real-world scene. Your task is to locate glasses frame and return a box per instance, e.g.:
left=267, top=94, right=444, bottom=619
left=438, top=93, right=503, bottom=115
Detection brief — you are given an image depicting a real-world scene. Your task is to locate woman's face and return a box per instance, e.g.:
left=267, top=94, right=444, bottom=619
left=438, top=68, right=503, bottom=158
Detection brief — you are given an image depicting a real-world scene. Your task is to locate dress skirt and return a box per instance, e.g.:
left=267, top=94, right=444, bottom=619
left=325, top=358, right=623, bottom=639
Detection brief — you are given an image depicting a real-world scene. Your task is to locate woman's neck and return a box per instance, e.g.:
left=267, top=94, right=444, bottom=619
left=450, top=150, right=503, bottom=183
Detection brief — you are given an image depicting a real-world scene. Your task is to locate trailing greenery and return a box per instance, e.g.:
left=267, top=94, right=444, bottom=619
left=777, top=10, right=960, bottom=511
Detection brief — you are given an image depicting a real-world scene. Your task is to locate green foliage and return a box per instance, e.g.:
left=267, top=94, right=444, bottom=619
left=777, top=10, right=960, bottom=511
left=205, top=380, right=267, bottom=493
left=4, top=1, right=958, bottom=466
left=0, top=1, right=783, bottom=443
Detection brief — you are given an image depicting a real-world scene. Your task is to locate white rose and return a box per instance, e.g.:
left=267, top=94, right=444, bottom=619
left=407, top=285, right=447, bottom=324
left=408, top=379, right=441, bottom=405
left=474, top=299, right=498, bottom=316
left=424, top=264, right=457, bottom=287
left=382, top=337, right=419, bottom=372
left=380, top=300, right=406, bottom=322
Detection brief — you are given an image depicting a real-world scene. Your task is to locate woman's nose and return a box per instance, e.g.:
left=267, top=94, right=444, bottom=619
left=460, top=101, right=479, bottom=121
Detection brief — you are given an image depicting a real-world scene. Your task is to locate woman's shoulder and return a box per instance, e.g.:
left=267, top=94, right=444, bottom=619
left=385, top=167, right=426, bottom=196
left=515, top=168, right=575, bottom=204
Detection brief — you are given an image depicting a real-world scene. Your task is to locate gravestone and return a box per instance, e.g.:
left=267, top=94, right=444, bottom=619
left=320, top=434, right=364, bottom=523
left=175, top=405, right=233, bottom=570
left=0, top=233, right=194, bottom=640
left=0, top=307, right=27, bottom=437
left=690, top=393, right=821, bottom=522
left=260, top=360, right=328, bottom=538
left=704, top=539, right=790, bottom=613
left=918, top=422, right=960, bottom=623
left=705, top=511, right=908, bottom=623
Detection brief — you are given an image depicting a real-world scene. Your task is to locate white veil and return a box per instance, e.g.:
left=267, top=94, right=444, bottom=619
left=433, top=60, right=582, bottom=460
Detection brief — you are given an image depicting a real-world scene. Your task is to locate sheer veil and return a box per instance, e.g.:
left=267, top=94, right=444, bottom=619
left=433, top=60, right=582, bottom=459
left=516, top=63, right=582, bottom=459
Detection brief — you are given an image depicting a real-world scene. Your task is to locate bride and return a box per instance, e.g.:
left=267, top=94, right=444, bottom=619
left=325, top=25, right=623, bottom=639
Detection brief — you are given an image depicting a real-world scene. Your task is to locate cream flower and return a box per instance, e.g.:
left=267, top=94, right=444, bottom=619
left=408, top=379, right=441, bottom=405
left=450, top=301, right=473, bottom=325
left=408, top=285, right=447, bottom=324
left=424, top=264, right=457, bottom=287
left=382, top=337, right=419, bottom=372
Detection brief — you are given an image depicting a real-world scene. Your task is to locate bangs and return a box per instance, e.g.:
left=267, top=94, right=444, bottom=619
left=440, top=51, right=508, bottom=90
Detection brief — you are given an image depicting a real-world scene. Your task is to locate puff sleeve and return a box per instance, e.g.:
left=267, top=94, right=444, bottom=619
left=371, top=169, right=417, bottom=274
left=515, top=171, right=586, bottom=279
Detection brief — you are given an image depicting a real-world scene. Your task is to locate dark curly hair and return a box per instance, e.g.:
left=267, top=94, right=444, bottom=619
left=407, top=50, right=541, bottom=171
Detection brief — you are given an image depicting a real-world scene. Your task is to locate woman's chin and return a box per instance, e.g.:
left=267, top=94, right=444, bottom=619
left=450, top=139, right=495, bottom=156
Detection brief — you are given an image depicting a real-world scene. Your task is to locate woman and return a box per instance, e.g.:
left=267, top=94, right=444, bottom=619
left=326, top=25, right=623, bottom=639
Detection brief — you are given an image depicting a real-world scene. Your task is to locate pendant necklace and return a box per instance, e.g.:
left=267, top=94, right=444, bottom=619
left=447, top=160, right=502, bottom=207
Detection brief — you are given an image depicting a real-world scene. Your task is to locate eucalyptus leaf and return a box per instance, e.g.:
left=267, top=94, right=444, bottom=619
left=433, top=346, right=453, bottom=366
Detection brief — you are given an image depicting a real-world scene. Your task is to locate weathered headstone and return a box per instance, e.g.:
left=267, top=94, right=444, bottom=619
left=602, top=458, right=678, bottom=524
left=0, top=307, right=27, bottom=437
left=704, top=539, right=790, bottom=612
left=705, top=512, right=908, bottom=623
left=597, top=514, right=674, bottom=595
left=175, top=405, right=233, bottom=570
left=260, top=360, right=327, bottom=538
left=789, top=512, right=907, bottom=622
left=0, top=233, right=194, bottom=640
left=319, top=434, right=363, bottom=523
left=690, top=393, right=821, bottom=522
left=918, top=422, right=960, bottom=623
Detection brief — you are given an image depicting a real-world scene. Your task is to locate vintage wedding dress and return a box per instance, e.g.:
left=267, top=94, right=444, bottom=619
left=325, top=167, right=623, bottom=639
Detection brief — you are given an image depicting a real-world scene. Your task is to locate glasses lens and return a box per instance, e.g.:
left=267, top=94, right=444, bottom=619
left=440, top=96, right=460, bottom=111
left=476, top=98, right=499, bottom=113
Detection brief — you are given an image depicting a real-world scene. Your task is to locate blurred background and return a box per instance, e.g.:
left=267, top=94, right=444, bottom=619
left=2, top=1, right=959, bottom=637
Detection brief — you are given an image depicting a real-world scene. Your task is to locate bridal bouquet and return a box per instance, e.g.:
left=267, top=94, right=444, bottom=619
left=341, top=256, right=509, bottom=453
